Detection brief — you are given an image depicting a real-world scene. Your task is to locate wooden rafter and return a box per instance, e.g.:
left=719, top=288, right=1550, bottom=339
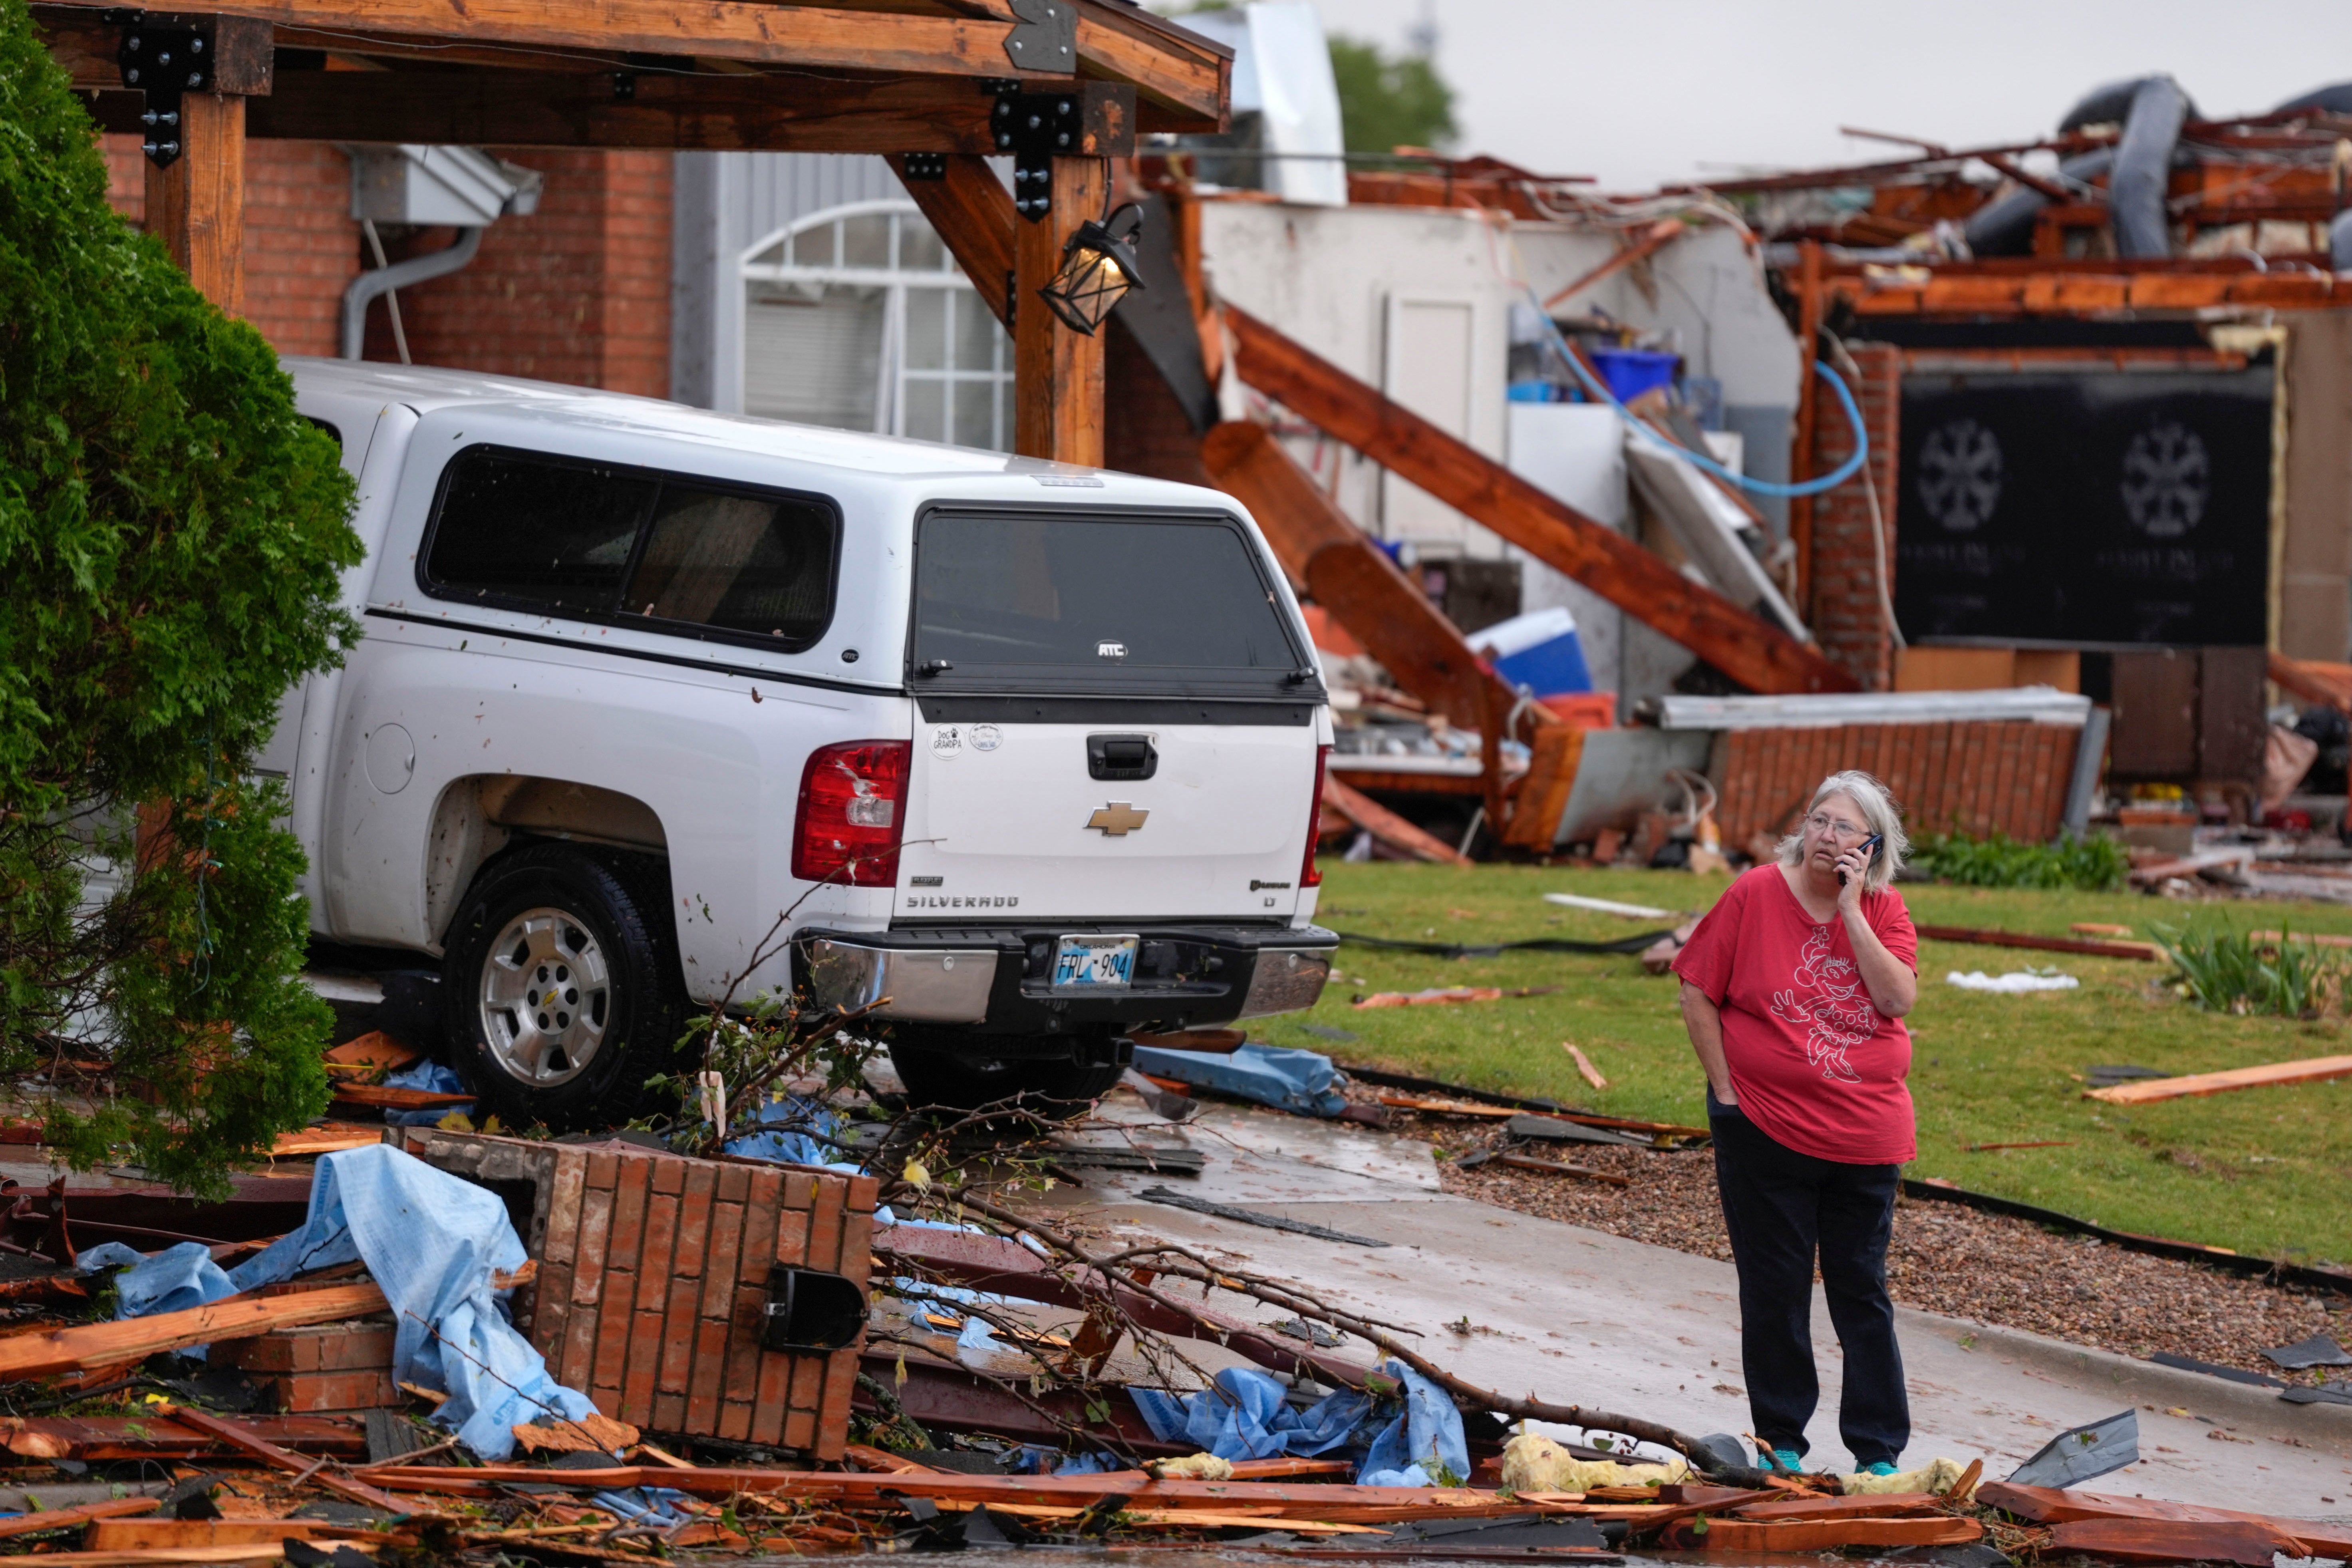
left=1221, top=306, right=1857, bottom=696
left=35, top=0, right=1229, bottom=129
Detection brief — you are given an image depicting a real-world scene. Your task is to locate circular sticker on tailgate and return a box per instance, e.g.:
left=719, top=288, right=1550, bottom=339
left=930, top=725, right=963, bottom=760
left=971, top=723, right=1003, bottom=753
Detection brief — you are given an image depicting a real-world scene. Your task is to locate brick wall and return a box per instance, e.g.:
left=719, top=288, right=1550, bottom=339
left=1807, top=343, right=1902, bottom=690
left=101, top=136, right=671, bottom=395
left=1713, top=719, right=2082, bottom=850
left=400, top=1128, right=874, bottom=1457
left=371, top=149, right=673, bottom=397
left=244, top=140, right=361, bottom=360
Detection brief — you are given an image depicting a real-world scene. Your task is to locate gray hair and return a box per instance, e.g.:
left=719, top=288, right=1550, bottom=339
left=1776, top=770, right=1909, bottom=892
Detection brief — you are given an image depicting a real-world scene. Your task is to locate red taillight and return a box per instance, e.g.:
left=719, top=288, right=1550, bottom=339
left=1301, top=743, right=1331, bottom=888
left=791, top=740, right=911, bottom=887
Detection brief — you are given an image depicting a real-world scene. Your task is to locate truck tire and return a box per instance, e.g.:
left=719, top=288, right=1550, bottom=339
left=888, top=1043, right=1124, bottom=1118
left=441, top=843, right=688, bottom=1132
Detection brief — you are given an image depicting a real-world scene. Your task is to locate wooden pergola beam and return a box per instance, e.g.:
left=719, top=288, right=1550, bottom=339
left=36, top=0, right=1228, bottom=128
left=234, top=68, right=1007, bottom=151
left=890, top=153, right=1015, bottom=324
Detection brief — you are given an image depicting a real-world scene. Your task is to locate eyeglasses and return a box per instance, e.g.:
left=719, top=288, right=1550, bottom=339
left=1806, top=812, right=1870, bottom=842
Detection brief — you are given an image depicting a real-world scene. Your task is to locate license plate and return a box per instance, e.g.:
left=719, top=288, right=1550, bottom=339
left=1052, top=934, right=1139, bottom=990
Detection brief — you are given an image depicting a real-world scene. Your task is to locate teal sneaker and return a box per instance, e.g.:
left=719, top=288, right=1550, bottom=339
left=1861, top=1460, right=1899, bottom=1478
left=1762, top=1447, right=1806, bottom=1474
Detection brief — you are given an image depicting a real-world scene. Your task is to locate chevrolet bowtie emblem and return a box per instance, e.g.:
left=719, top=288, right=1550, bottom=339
left=1086, top=802, right=1149, bottom=836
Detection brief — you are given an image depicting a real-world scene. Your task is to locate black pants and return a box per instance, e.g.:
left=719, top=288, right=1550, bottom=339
left=1708, top=1096, right=1908, bottom=1468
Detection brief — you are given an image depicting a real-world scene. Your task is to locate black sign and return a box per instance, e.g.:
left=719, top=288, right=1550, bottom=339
left=1894, top=367, right=2273, bottom=646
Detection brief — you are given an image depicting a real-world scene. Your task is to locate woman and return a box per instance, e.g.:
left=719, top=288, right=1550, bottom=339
left=1671, top=770, right=1918, bottom=1479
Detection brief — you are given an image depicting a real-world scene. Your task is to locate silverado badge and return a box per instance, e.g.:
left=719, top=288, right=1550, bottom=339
left=1086, top=802, right=1149, bottom=837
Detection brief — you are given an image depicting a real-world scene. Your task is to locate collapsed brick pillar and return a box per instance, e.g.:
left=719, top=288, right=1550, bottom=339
left=1807, top=342, right=1902, bottom=691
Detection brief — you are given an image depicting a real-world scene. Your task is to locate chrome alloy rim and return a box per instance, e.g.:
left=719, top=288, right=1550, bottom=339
left=479, top=908, right=611, bottom=1087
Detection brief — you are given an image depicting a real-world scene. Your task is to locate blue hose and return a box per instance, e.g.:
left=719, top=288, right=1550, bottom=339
left=1530, top=289, right=1868, bottom=499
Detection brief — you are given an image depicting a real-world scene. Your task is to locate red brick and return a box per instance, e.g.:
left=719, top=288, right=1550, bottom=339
left=806, top=1178, right=845, bottom=1272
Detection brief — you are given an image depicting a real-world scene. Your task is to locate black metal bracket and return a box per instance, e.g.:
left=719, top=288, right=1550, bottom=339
left=115, top=16, right=211, bottom=167
left=900, top=152, right=947, bottom=181
left=1001, top=0, right=1075, bottom=74
left=991, top=88, right=1087, bottom=222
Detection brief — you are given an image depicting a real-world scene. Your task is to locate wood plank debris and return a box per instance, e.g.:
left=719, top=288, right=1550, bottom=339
left=1542, top=892, right=1675, bottom=919
left=2044, top=1516, right=2300, bottom=1566
left=161, top=1406, right=409, bottom=1515
left=1562, top=1043, right=1608, bottom=1091
left=2083, top=1053, right=2352, bottom=1104
left=1321, top=775, right=1472, bottom=866
left=0, top=1285, right=388, bottom=1382
left=0, top=1497, right=161, bottom=1539
left=1913, top=923, right=2163, bottom=961
left=2128, top=845, right=2259, bottom=886
left=268, top=1125, right=385, bottom=1158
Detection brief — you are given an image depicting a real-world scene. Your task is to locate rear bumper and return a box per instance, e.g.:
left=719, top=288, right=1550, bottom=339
left=795, top=923, right=1338, bottom=1034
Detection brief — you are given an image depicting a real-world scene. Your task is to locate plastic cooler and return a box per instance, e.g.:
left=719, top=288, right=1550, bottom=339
left=1471, top=606, right=1593, bottom=696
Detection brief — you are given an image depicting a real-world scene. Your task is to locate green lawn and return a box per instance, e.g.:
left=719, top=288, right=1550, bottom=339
left=1267, top=863, right=2352, bottom=1265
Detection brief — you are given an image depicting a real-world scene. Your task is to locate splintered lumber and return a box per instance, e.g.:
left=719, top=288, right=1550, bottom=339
left=325, top=1084, right=472, bottom=1111
left=0, top=1550, right=378, bottom=1566
left=1914, top=924, right=2163, bottom=961
left=1322, top=775, right=1472, bottom=866
left=84, top=1522, right=383, bottom=1550
left=2252, top=929, right=2352, bottom=949
left=1563, top=1043, right=1608, bottom=1091
left=163, top=1405, right=407, bottom=1515
left=1688, top=1516, right=1982, bottom=1550
left=1220, top=307, right=1854, bottom=696
left=2084, top=1054, right=2352, bottom=1105
left=1732, top=1492, right=1939, bottom=1520
left=323, top=1031, right=422, bottom=1075
left=269, top=1124, right=384, bottom=1158
left=0, top=1284, right=387, bottom=1383
left=1486, top=1153, right=1632, bottom=1188
left=1977, top=1482, right=2352, bottom=1558
left=0, top=1498, right=161, bottom=1539
left=0, top=1415, right=366, bottom=1462
left=358, top=1464, right=1565, bottom=1520
left=2045, top=1517, right=2300, bottom=1566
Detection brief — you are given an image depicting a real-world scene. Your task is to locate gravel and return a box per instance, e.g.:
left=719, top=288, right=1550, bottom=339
left=1416, top=1113, right=2352, bottom=1380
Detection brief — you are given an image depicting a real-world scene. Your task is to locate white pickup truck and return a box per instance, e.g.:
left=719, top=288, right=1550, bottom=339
left=270, top=360, right=1337, bottom=1127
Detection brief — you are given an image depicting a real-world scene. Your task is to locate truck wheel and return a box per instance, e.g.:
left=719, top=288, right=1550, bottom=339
left=888, top=1043, right=1124, bottom=1117
left=441, top=843, right=687, bottom=1132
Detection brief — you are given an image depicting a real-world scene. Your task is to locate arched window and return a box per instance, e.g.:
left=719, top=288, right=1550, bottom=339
left=740, top=200, right=1011, bottom=451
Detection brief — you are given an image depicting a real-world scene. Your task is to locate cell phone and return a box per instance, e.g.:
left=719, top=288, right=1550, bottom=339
left=1839, top=833, right=1885, bottom=886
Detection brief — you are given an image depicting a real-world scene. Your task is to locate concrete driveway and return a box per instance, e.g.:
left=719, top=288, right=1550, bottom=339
left=1045, top=1096, right=2352, bottom=1525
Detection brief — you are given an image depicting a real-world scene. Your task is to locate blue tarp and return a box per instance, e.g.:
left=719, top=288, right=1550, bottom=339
left=1127, top=1043, right=1347, bottom=1118
left=383, top=1060, right=475, bottom=1126
left=85, top=1145, right=597, bottom=1461
left=724, top=1095, right=852, bottom=1172
left=1129, top=1359, right=1467, bottom=1487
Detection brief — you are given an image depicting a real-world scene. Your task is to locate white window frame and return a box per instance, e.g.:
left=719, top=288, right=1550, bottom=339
left=737, top=199, right=1011, bottom=450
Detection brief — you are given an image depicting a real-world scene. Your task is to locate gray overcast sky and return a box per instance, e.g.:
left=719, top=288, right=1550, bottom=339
left=1295, top=0, right=2352, bottom=189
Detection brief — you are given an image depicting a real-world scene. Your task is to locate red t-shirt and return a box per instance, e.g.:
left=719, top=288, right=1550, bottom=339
left=1672, top=864, right=1918, bottom=1165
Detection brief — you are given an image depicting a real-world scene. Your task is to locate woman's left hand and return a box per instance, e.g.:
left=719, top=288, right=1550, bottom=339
left=1834, top=843, right=1872, bottom=911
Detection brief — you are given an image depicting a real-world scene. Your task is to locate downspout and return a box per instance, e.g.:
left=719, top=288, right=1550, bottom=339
left=2107, top=76, right=2191, bottom=258
left=339, top=226, right=484, bottom=360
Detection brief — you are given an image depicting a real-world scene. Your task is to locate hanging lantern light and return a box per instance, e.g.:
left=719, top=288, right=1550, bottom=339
left=1037, top=202, right=1147, bottom=336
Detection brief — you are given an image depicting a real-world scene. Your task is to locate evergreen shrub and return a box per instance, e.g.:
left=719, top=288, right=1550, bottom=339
left=0, top=0, right=361, bottom=1193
